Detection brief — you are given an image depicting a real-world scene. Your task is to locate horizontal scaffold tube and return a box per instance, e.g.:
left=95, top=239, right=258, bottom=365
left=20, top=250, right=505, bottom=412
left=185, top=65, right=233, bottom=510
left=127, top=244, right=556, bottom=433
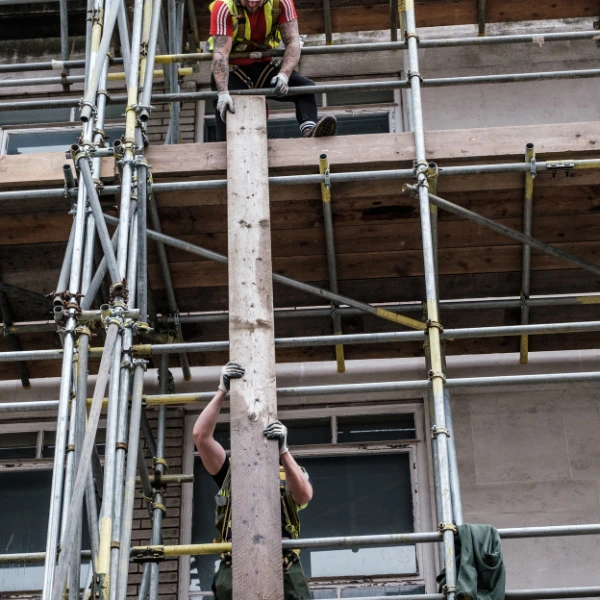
left=0, top=30, right=597, bottom=74
left=2, top=522, right=599, bottom=564
left=4, top=293, right=600, bottom=334
left=3, top=69, right=600, bottom=111
left=3, top=372, right=600, bottom=414
left=2, top=320, right=600, bottom=363
left=2, top=158, right=600, bottom=204
left=0, top=158, right=597, bottom=204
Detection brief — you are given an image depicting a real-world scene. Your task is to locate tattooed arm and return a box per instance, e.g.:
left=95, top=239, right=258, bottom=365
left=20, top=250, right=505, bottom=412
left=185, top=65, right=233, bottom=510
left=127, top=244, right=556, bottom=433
left=212, top=35, right=233, bottom=92
left=278, top=19, right=301, bottom=78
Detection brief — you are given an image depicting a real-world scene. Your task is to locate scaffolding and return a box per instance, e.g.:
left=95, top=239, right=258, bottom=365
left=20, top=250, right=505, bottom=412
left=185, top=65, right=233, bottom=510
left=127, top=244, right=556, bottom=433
left=1, top=1, right=600, bottom=599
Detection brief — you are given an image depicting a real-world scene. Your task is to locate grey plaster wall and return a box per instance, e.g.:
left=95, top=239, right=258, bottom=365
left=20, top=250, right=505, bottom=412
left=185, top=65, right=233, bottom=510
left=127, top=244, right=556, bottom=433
left=452, top=385, right=600, bottom=589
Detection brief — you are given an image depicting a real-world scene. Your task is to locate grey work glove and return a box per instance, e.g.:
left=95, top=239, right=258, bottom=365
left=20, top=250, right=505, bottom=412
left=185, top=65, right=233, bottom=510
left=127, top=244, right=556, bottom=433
left=216, top=91, right=235, bottom=121
left=263, top=420, right=289, bottom=455
left=218, top=362, right=245, bottom=392
left=270, top=72, right=289, bottom=96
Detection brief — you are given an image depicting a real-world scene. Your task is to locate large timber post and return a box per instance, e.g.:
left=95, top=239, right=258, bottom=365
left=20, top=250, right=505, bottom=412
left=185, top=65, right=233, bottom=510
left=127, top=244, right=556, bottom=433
left=226, top=96, right=284, bottom=600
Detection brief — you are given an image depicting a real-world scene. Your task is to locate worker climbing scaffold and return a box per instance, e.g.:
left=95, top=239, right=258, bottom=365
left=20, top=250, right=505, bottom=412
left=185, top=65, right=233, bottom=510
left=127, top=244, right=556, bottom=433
left=193, top=362, right=313, bottom=600
left=208, top=0, right=338, bottom=139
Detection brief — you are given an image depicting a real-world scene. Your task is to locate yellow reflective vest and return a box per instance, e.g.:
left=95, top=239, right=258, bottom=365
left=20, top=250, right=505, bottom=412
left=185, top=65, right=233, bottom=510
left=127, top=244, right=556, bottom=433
left=208, top=0, right=282, bottom=52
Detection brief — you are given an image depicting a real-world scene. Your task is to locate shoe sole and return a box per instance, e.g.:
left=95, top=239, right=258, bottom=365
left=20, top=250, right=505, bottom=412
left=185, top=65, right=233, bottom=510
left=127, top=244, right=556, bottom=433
left=312, top=117, right=337, bottom=137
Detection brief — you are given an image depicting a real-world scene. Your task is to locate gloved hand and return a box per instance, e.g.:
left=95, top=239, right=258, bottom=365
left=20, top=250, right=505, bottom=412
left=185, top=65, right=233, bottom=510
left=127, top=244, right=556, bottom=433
left=263, top=420, right=289, bottom=455
left=216, top=91, right=235, bottom=121
left=218, top=362, right=245, bottom=392
left=270, top=72, right=289, bottom=96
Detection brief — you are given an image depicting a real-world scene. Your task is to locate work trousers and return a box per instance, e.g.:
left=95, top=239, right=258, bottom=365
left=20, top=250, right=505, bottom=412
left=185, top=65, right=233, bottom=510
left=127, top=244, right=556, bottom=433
left=210, top=60, right=318, bottom=141
left=212, top=557, right=311, bottom=600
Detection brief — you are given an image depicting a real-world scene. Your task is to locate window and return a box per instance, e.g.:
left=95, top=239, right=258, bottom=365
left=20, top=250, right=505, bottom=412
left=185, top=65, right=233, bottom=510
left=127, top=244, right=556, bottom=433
left=200, top=76, right=401, bottom=141
left=2, top=126, right=126, bottom=155
left=0, top=105, right=127, bottom=155
left=0, top=424, right=103, bottom=593
left=183, top=405, right=433, bottom=599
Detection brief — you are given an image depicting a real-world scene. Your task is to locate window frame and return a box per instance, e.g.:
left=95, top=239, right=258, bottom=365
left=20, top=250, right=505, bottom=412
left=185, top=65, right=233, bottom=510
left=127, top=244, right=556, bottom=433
left=196, top=74, right=404, bottom=143
left=0, top=420, right=108, bottom=472
left=180, top=402, right=436, bottom=599
left=0, top=120, right=127, bottom=155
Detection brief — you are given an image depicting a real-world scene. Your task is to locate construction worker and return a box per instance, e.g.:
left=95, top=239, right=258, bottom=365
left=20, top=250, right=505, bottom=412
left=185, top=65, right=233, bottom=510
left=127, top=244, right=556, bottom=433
left=193, top=362, right=313, bottom=600
left=208, top=0, right=337, bottom=140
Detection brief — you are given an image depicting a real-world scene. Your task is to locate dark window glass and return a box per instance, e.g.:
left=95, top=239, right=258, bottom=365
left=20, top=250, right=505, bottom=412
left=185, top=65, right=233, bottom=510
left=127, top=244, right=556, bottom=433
left=204, top=112, right=389, bottom=141
left=207, top=419, right=331, bottom=452
left=190, top=452, right=415, bottom=591
left=299, top=453, right=415, bottom=578
left=0, top=471, right=91, bottom=592
left=43, top=429, right=106, bottom=458
left=326, top=89, right=395, bottom=106
left=0, top=108, right=72, bottom=126
left=341, top=585, right=425, bottom=597
left=287, top=418, right=331, bottom=446
left=337, top=414, right=416, bottom=443
left=0, top=432, right=37, bottom=460
left=6, top=127, right=126, bottom=155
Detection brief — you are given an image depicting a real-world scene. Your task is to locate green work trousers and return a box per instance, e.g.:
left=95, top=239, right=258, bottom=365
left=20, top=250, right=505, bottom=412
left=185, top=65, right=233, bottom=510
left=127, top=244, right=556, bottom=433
left=212, top=558, right=311, bottom=600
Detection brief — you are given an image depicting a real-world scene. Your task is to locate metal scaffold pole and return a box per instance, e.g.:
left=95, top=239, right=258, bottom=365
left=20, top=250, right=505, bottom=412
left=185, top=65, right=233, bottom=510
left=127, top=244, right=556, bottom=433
left=401, top=0, right=457, bottom=595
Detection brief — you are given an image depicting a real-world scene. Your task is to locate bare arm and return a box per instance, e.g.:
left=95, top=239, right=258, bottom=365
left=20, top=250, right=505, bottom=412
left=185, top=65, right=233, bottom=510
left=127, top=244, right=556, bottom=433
left=278, top=19, right=301, bottom=78
left=281, top=451, right=313, bottom=506
left=192, top=390, right=227, bottom=475
left=212, top=35, right=233, bottom=92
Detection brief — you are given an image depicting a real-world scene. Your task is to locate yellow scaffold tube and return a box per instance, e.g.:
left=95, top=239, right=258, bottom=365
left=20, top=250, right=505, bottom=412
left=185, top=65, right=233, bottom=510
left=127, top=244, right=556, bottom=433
left=107, top=67, right=192, bottom=81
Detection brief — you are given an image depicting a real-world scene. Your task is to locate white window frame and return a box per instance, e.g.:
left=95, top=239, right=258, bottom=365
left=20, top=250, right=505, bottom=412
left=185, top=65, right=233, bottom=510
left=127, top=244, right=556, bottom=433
left=0, top=420, right=104, bottom=595
left=195, top=74, right=403, bottom=143
left=0, top=420, right=107, bottom=471
left=180, top=402, right=436, bottom=599
left=0, top=121, right=126, bottom=155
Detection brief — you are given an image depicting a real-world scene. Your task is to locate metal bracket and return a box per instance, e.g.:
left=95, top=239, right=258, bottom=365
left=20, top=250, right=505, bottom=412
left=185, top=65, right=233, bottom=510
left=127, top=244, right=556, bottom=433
left=546, top=160, right=574, bottom=178
left=529, top=158, right=537, bottom=179
left=438, top=522, right=458, bottom=533
left=131, top=546, right=165, bottom=563
left=92, top=572, right=106, bottom=599
left=432, top=425, right=451, bottom=437
left=324, top=168, right=331, bottom=190
left=428, top=370, right=446, bottom=383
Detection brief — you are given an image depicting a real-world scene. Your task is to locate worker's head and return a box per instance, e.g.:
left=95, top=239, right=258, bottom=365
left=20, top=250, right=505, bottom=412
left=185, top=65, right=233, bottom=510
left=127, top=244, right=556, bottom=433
left=240, top=0, right=265, bottom=14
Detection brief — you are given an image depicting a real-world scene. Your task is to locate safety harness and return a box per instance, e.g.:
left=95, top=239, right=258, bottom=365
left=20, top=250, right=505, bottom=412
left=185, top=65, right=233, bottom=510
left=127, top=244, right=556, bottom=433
left=208, top=0, right=282, bottom=52
left=214, top=460, right=306, bottom=569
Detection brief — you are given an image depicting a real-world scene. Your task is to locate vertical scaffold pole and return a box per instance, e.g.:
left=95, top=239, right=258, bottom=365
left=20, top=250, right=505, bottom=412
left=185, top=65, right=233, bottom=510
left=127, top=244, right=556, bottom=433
left=401, top=0, right=457, bottom=594
left=520, top=143, right=536, bottom=364
left=149, top=355, right=170, bottom=600
left=227, top=96, right=284, bottom=600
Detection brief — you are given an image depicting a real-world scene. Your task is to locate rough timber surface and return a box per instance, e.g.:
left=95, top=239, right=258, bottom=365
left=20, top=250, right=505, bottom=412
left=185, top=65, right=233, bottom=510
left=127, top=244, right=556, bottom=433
left=226, top=97, right=284, bottom=600
left=1, top=122, right=600, bottom=380
left=195, top=0, right=598, bottom=37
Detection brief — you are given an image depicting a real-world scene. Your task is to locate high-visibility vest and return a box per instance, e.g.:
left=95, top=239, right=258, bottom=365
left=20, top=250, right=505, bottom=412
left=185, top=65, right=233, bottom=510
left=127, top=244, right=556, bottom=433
left=214, top=461, right=305, bottom=544
left=208, top=0, right=282, bottom=52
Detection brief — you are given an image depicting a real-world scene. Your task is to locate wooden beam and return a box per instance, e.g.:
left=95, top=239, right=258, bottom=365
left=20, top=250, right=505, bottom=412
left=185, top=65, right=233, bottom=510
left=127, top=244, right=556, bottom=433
left=227, top=96, right=284, bottom=600
left=196, top=0, right=598, bottom=36
left=1, top=122, right=599, bottom=188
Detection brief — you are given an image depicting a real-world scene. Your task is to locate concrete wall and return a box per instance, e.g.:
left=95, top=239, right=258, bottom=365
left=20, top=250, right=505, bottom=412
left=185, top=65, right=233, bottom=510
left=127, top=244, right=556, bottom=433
left=453, top=384, right=600, bottom=590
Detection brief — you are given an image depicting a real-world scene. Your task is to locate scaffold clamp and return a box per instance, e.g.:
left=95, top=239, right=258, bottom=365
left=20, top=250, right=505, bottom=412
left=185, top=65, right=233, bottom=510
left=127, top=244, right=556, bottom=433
left=428, top=370, right=446, bottom=383
left=131, top=546, right=165, bottom=563
left=530, top=157, right=537, bottom=179
left=324, top=168, right=331, bottom=190
left=443, top=585, right=457, bottom=596
left=546, top=160, right=574, bottom=178
left=432, top=425, right=451, bottom=438
left=438, top=522, right=458, bottom=534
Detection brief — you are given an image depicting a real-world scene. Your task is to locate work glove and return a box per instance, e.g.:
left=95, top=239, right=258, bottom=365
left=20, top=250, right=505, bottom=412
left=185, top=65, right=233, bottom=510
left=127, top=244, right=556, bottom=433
left=263, top=420, right=289, bottom=455
left=270, top=72, right=289, bottom=96
left=216, top=91, right=235, bottom=121
left=218, top=362, right=245, bottom=392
